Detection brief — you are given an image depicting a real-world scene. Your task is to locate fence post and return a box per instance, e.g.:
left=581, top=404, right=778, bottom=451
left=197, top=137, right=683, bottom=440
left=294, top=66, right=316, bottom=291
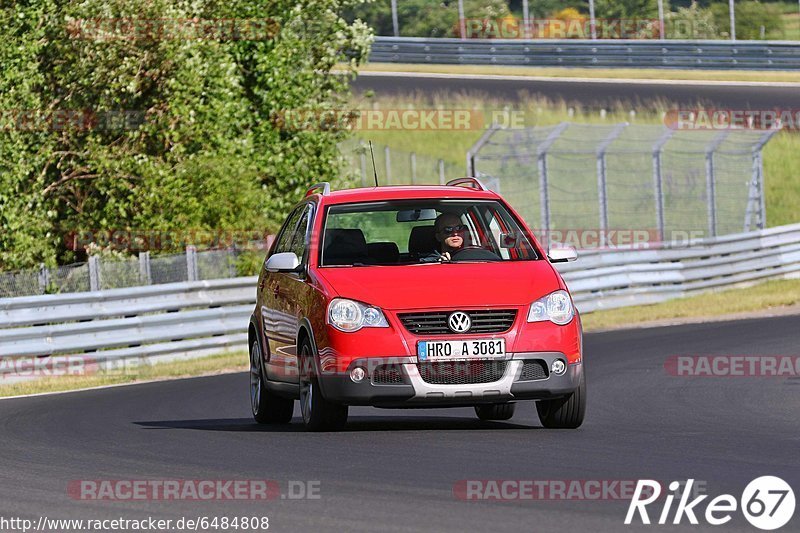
left=391, top=0, right=399, bottom=36
left=139, top=251, right=152, bottom=285
left=458, top=0, right=466, bottom=39
left=536, top=122, right=569, bottom=242
left=384, top=146, right=392, bottom=185
left=359, top=141, right=367, bottom=187
left=596, top=123, right=627, bottom=248
left=186, top=245, right=199, bottom=282
left=438, top=159, right=446, bottom=185
left=410, top=152, right=417, bottom=185
left=705, top=132, right=729, bottom=237
left=38, top=264, right=50, bottom=294
left=522, top=0, right=530, bottom=38
left=756, top=152, right=767, bottom=230
left=751, top=130, right=777, bottom=230
left=88, top=256, right=101, bottom=291
left=652, top=129, right=674, bottom=242
left=466, top=123, right=500, bottom=177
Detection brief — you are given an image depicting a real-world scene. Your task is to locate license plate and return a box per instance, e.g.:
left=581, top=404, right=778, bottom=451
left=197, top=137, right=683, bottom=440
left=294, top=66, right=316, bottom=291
left=417, top=339, right=505, bottom=361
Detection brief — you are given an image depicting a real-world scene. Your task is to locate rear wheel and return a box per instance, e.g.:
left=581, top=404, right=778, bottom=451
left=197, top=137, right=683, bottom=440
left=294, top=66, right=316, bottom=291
left=298, top=339, right=348, bottom=432
left=474, top=403, right=516, bottom=421
left=250, top=340, right=294, bottom=424
left=536, top=371, right=586, bottom=429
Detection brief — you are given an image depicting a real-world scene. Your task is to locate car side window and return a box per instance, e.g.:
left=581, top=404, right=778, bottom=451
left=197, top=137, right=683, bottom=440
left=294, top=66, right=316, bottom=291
left=273, top=206, right=304, bottom=255
left=288, top=204, right=312, bottom=262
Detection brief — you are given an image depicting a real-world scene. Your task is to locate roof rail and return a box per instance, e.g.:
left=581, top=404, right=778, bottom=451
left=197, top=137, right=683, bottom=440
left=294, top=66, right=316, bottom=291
left=445, top=177, right=487, bottom=191
left=305, top=182, right=331, bottom=197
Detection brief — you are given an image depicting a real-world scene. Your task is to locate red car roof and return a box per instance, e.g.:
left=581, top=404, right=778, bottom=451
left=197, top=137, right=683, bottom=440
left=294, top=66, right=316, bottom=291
left=313, top=185, right=501, bottom=205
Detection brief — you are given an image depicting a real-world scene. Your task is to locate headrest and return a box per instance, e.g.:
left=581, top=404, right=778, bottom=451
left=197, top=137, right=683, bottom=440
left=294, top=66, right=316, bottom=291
left=323, top=228, right=368, bottom=265
left=367, top=242, right=400, bottom=264
left=408, top=225, right=437, bottom=256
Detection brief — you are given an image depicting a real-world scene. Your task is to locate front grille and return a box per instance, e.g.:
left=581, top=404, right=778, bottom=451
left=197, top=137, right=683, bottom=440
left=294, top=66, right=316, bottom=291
left=519, top=360, right=549, bottom=381
left=399, top=310, right=517, bottom=335
left=417, top=360, right=507, bottom=385
left=372, top=365, right=404, bottom=385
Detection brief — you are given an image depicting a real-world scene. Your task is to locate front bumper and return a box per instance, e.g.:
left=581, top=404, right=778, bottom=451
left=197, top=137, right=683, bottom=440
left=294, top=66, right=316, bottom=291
left=318, top=352, right=582, bottom=407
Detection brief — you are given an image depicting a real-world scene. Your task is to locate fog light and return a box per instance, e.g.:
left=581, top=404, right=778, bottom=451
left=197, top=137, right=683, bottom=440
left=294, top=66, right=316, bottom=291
left=350, top=367, right=367, bottom=383
left=551, top=360, right=567, bottom=375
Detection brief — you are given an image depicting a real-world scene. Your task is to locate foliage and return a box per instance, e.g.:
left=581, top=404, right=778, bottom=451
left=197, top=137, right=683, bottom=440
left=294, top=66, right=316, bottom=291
left=0, top=0, right=372, bottom=270
left=664, top=2, right=719, bottom=39
left=710, top=0, right=784, bottom=39
left=343, top=0, right=510, bottom=38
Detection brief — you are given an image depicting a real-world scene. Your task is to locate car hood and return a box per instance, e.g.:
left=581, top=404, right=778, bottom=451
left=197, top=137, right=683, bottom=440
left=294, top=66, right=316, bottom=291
left=316, top=261, right=561, bottom=310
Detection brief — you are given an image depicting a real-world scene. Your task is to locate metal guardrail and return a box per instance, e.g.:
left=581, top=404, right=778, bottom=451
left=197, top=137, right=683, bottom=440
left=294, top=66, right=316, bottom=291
left=1, top=224, right=799, bottom=380
left=0, top=277, right=256, bottom=380
left=370, top=36, right=800, bottom=70
left=556, top=223, right=800, bottom=312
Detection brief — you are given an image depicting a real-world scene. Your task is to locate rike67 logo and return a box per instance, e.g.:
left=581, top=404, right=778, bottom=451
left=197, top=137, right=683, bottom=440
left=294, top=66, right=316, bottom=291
left=626, top=477, right=795, bottom=530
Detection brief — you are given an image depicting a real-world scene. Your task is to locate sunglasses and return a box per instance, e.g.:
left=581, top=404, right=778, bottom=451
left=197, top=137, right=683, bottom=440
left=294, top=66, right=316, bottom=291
left=438, top=224, right=467, bottom=234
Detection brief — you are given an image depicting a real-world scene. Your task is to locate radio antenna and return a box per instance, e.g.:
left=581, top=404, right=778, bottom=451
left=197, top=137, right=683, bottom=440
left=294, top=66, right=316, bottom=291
left=368, top=141, right=379, bottom=187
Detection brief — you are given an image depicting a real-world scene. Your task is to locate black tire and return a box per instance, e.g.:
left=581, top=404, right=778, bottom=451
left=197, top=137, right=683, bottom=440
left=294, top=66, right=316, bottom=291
left=474, top=403, right=516, bottom=421
left=250, top=340, right=294, bottom=424
left=298, top=339, right=348, bottom=432
left=536, top=371, right=586, bottom=429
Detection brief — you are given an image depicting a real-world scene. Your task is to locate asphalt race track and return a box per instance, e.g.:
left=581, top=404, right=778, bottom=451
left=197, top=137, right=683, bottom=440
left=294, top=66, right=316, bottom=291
left=1, top=315, right=798, bottom=532
left=353, top=72, right=800, bottom=109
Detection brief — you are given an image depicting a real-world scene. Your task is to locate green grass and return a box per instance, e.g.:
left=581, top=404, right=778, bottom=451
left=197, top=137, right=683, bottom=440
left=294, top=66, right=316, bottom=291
left=0, top=351, right=247, bottom=398
left=582, top=277, right=800, bottom=331
left=767, top=5, right=800, bottom=39
left=354, top=62, right=800, bottom=83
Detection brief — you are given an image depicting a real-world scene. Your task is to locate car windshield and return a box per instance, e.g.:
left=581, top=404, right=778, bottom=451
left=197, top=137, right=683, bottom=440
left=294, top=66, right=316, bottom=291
left=320, top=199, right=540, bottom=267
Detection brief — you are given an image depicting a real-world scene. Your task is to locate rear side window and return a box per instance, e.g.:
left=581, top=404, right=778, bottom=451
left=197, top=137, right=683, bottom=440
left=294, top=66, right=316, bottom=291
left=273, top=206, right=305, bottom=255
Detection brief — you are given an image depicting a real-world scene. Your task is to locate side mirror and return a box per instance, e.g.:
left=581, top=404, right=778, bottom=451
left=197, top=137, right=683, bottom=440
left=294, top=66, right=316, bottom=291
left=548, top=245, right=578, bottom=263
left=265, top=252, right=301, bottom=272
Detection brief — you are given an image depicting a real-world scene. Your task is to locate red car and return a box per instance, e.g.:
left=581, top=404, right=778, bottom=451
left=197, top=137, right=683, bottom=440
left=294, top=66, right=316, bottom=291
left=248, top=178, right=585, bottom=431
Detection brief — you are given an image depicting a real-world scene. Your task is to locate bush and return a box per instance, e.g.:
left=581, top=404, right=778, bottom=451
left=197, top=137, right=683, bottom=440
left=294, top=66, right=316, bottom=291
left=665, top=2, right=719, bottom=39
left=0, top=1, right=372, bottom=270
left=710, top=0, right=784, bottom=39
left=343, top=0, right=510, bottom=38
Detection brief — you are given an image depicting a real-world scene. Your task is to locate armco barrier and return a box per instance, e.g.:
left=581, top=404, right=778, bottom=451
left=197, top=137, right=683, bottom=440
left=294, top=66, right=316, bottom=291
left=0, top=277, right=256, bottom=380
left=369, top=37, right=800, bottom=70
left=0, top=224, right=799, bottom=378
left=556, top=223, right=800, bottom=312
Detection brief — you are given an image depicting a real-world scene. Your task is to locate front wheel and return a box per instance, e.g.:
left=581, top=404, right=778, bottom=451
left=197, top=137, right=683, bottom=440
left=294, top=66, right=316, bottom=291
left=474, top=403, right=516, bottom=421
left=299, top=339, right=348, bottom=432
left=250, top=340, right=294, bottom=424
left=536, top=371, right=586, bottom=429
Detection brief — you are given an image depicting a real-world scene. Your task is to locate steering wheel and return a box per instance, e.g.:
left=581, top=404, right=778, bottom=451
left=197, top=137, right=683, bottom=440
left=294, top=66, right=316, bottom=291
left=450, top=245, right=502, bottom=261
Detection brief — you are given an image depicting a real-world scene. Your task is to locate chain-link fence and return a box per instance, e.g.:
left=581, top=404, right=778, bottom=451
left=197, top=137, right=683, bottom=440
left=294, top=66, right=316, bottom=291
left=468, top=122, right=776, bottom=244
left=0, top=248, right=251, bottom=299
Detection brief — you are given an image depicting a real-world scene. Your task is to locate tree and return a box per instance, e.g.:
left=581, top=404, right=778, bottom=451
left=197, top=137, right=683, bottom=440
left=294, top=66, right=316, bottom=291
left=0, top=0, right=372, bottom=270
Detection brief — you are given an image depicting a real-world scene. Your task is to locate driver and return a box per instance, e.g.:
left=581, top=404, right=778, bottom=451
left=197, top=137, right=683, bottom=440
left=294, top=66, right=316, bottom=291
left=419, top=213, right=467, bottom=262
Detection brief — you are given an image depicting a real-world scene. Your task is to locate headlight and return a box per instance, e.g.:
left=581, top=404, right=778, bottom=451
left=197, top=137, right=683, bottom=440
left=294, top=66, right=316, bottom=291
left=327, top=298, right=389, bottom=332
left=527, top=290, right=574, bottom=325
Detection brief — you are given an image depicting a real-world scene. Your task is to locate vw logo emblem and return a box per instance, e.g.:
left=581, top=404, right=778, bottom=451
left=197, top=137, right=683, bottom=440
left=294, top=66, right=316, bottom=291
left=448, top=311, right=471, bottom=333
